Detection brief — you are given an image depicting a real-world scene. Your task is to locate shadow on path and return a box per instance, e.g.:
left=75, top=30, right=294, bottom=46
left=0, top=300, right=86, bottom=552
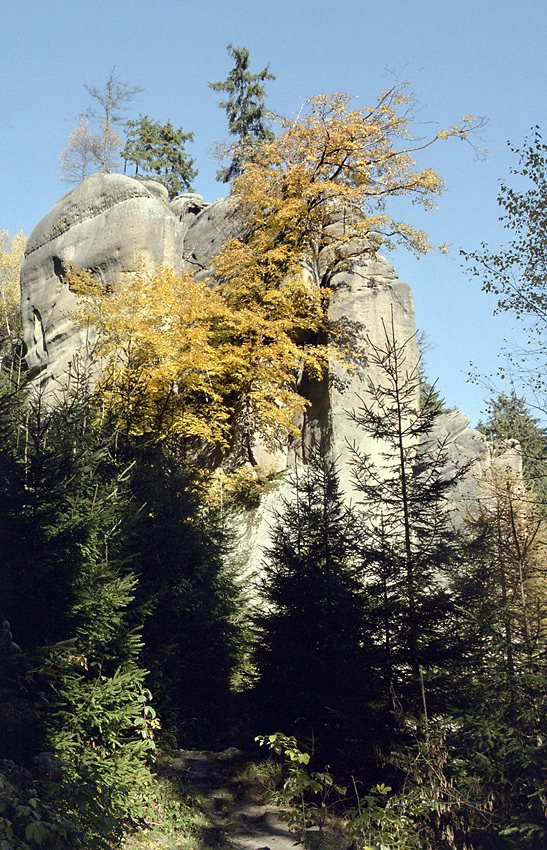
left=171, top=747, right=306, bottom=850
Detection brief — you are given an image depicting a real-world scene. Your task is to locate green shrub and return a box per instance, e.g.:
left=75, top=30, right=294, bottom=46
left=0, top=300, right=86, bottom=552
left=0, top=753, right=115, bottom=849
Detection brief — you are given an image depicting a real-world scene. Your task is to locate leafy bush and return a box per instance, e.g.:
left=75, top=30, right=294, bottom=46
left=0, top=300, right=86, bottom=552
left=0, top=753, right=115, bottom=849
left=257, top=734, right=346, bottom=839
left=257, top=733, right=440, bottom=850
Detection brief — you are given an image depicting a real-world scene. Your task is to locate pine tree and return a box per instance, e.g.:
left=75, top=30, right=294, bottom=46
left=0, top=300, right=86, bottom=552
left=122, top=115, right=197, bottom=198
left=209, top=44, right=275, bottom=183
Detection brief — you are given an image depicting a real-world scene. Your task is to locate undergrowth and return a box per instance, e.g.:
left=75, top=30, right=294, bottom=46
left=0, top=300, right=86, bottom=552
left=121, top=752, right=211, bottom=850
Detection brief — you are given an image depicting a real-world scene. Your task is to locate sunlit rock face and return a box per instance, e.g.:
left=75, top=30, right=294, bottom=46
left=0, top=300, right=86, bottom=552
left=19, top=173, right=519, bottom=552
left=231, top=252, right=424, bottom=577
left=316, top=253, right=418, bottom=495
left=430, top=408, right=522, bottom=519
left=20, top=174, right=199, bottom=394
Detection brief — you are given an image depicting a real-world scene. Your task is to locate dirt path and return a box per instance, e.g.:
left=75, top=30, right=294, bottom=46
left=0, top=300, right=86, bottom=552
left=170, top=747, right=306, bottom=850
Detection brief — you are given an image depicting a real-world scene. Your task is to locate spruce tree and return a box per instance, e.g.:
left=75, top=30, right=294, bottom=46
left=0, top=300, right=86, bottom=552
left=126, top=440, right=242, bottom=743
left=348, top=314, right=466, bottom=718
left=346, top=327, right=547, bottom=846
left=0, top=375, right=155, bottom=842
left=121, top=113, right=158, bottom=176
left=209, top=44, right=275, bottom=182
left=253, top=451, right=374, bottom=769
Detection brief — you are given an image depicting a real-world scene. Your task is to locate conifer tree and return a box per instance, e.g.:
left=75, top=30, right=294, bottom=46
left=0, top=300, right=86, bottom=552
left=253, top=451, right=374, bottom=767
left=346, top=330, right=547, bottom=846
left=209, top=44, right=275, bottom=182
left=348, top=314, right=465, bottom=717
left=478, top=388, right=547, bottom=508
left=84, top=67, right=143, bottom=173
left=122, top=114, right=197, bottom=197
left=444, top=464, right=547, bottom=846
left=120, top=113, right=157, bottom=176
left=126, top=441, right=242, bottom=740
left=0, top=375, right=155, bottom=842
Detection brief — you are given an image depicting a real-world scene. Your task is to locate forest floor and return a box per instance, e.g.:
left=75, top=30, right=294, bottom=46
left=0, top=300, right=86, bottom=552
left=123, top=745, right=347, bottom=850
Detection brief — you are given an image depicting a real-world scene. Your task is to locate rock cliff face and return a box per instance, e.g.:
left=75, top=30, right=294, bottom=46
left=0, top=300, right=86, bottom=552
left=20, top=174, right=520, bottom=541
left=21, top=174, right=186, bottom=393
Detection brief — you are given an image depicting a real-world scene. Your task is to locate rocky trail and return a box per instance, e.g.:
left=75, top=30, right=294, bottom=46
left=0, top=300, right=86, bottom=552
left=170, top=747, right=312, bottom=850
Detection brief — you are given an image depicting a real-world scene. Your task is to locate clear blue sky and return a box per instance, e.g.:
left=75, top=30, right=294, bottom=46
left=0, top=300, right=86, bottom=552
left=2, top=0, right=546, bottom=425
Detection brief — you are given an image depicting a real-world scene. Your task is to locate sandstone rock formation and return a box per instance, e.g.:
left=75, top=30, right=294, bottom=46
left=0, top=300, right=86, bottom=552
left=19, top=173, right=520, bottom=549
left=20, top=174, right=201, bottom=394
left=429, top=407, right=522, bottom=519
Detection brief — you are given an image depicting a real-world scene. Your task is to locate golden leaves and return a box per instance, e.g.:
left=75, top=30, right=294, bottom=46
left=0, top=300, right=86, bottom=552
left=71, top=263, right=232, bottom=445
left=70, top=258, right=328, bottom=452
left=0, top=228, right=26, bottom=338
left=229, top=84, right=483, bottom=258
left=67, top=83, right=481, bottom=462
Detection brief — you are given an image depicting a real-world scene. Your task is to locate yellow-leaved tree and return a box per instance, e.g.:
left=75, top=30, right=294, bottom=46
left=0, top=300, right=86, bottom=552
left=211, top=83, right=482, bottom=449
left=71, top=82, right=481, bottom=460
left=0, top=228, right=25, bottom=341
left=70, top=263, right=235, bottom=447
left=217, top=84, right=483, bottom=279
left=69, top=261, right=327, bottom=455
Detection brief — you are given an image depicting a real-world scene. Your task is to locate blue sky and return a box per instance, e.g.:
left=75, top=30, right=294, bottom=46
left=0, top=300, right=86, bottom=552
left=2, top=0, right=546, bottom=425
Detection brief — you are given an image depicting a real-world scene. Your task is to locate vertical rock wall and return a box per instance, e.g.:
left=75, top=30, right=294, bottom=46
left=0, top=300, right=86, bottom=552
left=19, top=173, right=520, bottom=553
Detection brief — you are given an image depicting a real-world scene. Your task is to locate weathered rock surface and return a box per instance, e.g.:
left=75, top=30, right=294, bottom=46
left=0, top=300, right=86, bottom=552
left=325, top=253, right=418, bottom=495
left=19, top=173, right=518, bottom=556
left=20, top=174, right=207, bottom=393
left=182, top=195, right=243, bottom=277
left=430, top=407, right=522, bottom=519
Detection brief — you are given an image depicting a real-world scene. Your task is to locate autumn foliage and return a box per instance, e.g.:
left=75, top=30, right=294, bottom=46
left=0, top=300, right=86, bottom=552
left=224, top=84, right=481, bottom=263
left=69, top=261, right=327, bottom=453
left=58, top=115, right=105, bottom=184
left=70, top=84, right=481, bottom=458
left=0, top=228, right=25, bottom=339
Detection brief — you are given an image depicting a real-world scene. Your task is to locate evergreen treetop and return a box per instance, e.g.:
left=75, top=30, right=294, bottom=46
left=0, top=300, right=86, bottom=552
left=209, top=44, right=276, bottom=183
left=122, top=114, right=197, bottom=198
left=478, top=388, right=547, bottom=506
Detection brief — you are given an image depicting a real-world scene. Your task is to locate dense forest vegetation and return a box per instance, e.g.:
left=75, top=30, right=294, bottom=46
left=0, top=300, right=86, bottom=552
left=2, top=50, right=547, bottom=850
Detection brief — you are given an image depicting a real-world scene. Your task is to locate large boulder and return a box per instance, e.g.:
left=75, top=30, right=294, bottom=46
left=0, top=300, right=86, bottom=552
left=20, top=174, right=201, bottom=393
